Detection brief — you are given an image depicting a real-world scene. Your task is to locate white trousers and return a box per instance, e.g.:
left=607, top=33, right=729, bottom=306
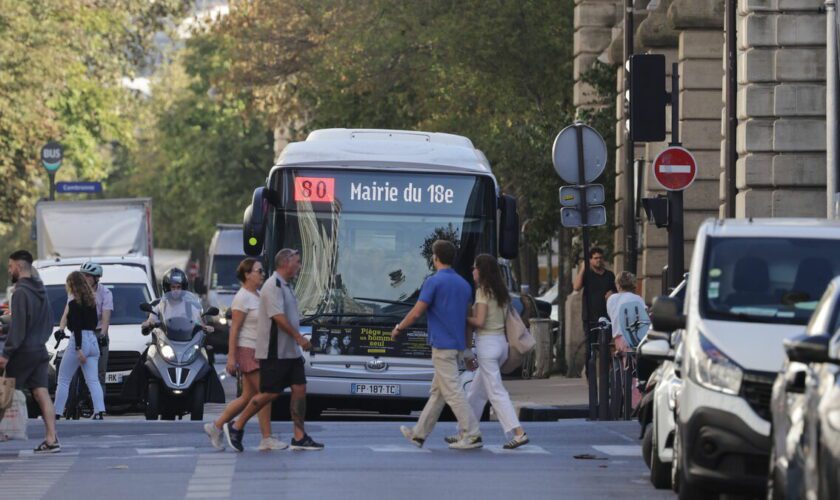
left=466, top=334, right=521, bottom=434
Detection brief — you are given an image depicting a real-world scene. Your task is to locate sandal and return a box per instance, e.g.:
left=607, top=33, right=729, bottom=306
left=34, top=440, right=61, bottom=454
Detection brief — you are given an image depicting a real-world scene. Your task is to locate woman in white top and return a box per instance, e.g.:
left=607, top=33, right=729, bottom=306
left=204, top=258, right=286, bottom=451
left=454, top=253, right=529, bottom=449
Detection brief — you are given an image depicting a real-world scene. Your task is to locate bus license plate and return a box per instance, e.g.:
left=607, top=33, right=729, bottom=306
left=351, top=383, right=400, bottom=396
left=106, top=371, right=130, bottom=384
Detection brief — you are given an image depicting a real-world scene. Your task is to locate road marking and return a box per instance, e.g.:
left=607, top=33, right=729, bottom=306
left=368, top=444, right=431, bottom=453
left=185, top=453, right=236, bottom=500
left=18, top=450, right=80, bottom=457
left=591, top=445, right=642, bottom=457
left=137, top=447, right=195, bottom=455
left=0, top=454, right=77, bottom=499
left=485, top=445, right=550, bottom=455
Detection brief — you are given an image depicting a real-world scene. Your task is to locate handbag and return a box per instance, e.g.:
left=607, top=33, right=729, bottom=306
left=0, top=369, right=15, bottom=421
left=505, top=304, right=536, bottom=354
left=500, top=304, right=536, bottom=374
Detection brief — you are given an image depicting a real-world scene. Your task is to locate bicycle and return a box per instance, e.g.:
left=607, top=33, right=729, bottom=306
left=52, top=330, right=94, bottom=420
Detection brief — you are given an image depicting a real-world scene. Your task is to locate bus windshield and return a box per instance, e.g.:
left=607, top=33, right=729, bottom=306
left=276, top=169, right=496, bottom=323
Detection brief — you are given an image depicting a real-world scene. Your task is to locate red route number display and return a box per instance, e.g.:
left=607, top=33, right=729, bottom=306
left=294, top=176, right=335, bottom=202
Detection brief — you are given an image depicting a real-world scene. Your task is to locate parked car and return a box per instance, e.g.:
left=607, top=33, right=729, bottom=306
left=637, top=277, right=687, bottom=490
left=35, top=257, right=157, bottom=408
left=768, top=276, right=840, bottom=499
left=649, top=218, right=840, bottom=499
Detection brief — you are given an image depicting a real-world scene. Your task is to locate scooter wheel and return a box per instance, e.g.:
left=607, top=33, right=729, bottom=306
left=145, top=381, right=160, bottom=420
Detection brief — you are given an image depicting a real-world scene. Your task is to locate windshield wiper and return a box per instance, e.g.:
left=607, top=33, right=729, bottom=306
left=301, top=312, right=403, bottom=325
left=353, top=296, right=415, bottom=307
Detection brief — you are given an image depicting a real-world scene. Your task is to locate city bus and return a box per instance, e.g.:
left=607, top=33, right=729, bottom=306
left=242, top=129, right=519, bottom=418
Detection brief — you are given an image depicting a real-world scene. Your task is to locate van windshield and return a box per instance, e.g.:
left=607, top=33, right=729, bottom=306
left=700, top=237, right=840, bottom=325
left=210, top=255, right=243, bottom=290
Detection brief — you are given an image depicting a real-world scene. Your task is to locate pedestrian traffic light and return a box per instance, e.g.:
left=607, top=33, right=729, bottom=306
left=628, top=54, right=666, bottom=142
left=642, top=196, right=669, bottom=228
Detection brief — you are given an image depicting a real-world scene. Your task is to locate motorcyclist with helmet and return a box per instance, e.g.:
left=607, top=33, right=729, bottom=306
left=142, top=268, right=213, bottom=334
left=58, top=261, right=113, bottom=393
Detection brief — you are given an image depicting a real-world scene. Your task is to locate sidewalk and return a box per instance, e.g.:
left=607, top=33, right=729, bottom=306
left=504, top=375, right=589, bottom=421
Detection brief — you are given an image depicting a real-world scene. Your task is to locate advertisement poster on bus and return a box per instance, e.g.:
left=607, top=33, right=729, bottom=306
left=311, top=325, right=431, bottom=359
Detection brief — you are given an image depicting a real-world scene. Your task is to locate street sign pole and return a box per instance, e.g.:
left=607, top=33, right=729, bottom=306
left=48, top=171, right=56, bottom=201
left=575, top=124, right=597, bottom=421
left=667, top=63, right=684, bottom=291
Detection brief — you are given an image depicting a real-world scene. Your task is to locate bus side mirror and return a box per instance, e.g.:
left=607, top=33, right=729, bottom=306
left=499, top=194, right=519, bottom=260
left=243, top=187, right=276, bottom=256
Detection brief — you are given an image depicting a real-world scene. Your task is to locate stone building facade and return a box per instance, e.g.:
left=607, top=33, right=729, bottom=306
left=564, top=0, right=828, bottom=373
left=573, top=0, right=828, bottom=299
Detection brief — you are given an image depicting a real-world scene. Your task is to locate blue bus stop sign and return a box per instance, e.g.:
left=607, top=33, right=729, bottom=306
left=41, top=141, right=63, bottom=172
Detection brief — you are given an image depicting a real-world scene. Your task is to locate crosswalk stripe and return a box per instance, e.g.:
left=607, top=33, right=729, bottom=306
left=591, top=445, right=642, bottom=456
left=485, top=445, right=550, bottom=455
left=184, top=453, right=236, bottom=500
left=367, top=444, right=431, bottom=453
left=0, top=455, right=77, bottom=500
left=137, top=447, right=195, bottom=455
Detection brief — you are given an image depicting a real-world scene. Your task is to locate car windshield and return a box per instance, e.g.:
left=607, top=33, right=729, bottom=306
left=701, top=237, right=840, bottom=325
left=210, top=255, right=243, bottom=291
left=46, top=283, right=152, bottom=326
left=157, top=291, right=203, bottom=341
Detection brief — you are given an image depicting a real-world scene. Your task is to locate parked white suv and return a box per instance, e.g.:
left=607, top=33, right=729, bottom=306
left=649, top=219, right=840, bottom=498
left=35, top=257, right=157, bottom=407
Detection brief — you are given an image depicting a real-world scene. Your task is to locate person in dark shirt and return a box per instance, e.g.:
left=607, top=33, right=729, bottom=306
left=573, top=247, right=618, bottom=327
left=54, top=271, right=106, bottom=420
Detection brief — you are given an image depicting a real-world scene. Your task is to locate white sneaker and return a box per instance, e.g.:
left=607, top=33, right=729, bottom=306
left=448, top=434, right=483, bottom=450
left=400, top=425, right=425, bottom=448
left=204, top=423, right=224, bottom=450
left=258, top=436, right=289, bottom=451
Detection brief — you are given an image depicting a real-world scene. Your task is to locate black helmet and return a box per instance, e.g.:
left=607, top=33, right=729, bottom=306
left=162, top=268, right=189, bottom=293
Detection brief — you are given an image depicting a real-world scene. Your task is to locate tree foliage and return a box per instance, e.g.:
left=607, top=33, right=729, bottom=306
left=204, top=0, right=578, bottom=285
left=0, top=0, right=189, bottom=229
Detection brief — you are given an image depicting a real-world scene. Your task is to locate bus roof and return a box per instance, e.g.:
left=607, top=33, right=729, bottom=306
left=274, top=129, right=493, bottom=175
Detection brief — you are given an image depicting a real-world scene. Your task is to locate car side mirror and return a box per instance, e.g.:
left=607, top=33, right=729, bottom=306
left=498, top=194, right=519, bottom=260
left=204, top=307, right=220, bottom=317
left=645, top=330, right=671, bottom=343
left=651, top=296, right=685, bottom=333
left=784, top=333, right=831, bottom=364
left=139, top=302, right=154, bottom=313
left=638, top=338, right=674, bottom=362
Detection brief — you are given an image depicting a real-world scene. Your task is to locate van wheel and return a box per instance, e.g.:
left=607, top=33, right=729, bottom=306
left=642, top=424, right=653, bottom=469
left=650, top=422, right=672, bottom=489
left=145, top=382, right=160, bottom=421
left=190, top=382, right=205, bottom=421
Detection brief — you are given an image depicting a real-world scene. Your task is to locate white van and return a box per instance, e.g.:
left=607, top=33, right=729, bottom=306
left=35, top=257, right=157, bottom=405
left=649, top=219, right=840, bottom=498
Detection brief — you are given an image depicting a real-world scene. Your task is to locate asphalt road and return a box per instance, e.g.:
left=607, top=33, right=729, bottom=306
left=0, top=418, right=672, bottom=500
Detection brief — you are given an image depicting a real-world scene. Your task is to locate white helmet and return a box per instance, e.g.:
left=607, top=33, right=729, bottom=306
left=80, top=261, right=103, bottom=278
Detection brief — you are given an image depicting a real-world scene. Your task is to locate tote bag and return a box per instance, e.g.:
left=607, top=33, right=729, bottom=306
left=505, top=304, right=536, bottom=354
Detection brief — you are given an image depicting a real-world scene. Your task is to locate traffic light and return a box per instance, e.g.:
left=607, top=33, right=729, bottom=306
left=628, top=54, right=666, bottom=142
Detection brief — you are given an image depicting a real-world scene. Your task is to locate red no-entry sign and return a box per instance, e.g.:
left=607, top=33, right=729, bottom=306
left=653, top=146, right=697, bottom=191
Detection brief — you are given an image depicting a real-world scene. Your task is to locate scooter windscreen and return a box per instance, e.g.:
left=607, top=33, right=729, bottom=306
left=158, top=291, right=204, bottom=342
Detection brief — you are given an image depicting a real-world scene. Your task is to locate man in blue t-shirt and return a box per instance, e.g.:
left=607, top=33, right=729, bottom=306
left=391, top=240, right=482, bottom=450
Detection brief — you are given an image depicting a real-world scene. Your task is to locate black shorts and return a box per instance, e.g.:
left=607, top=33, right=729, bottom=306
left=6, top=349, right=50, bottom=390
left=259, top=356, right=306, bottom=393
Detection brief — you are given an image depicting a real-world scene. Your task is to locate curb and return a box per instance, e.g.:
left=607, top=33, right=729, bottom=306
left=518, top=405, right=589, bottom=421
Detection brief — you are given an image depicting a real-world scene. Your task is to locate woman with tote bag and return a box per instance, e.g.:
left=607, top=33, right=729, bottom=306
left=446, top=254, right=529, bottom=450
